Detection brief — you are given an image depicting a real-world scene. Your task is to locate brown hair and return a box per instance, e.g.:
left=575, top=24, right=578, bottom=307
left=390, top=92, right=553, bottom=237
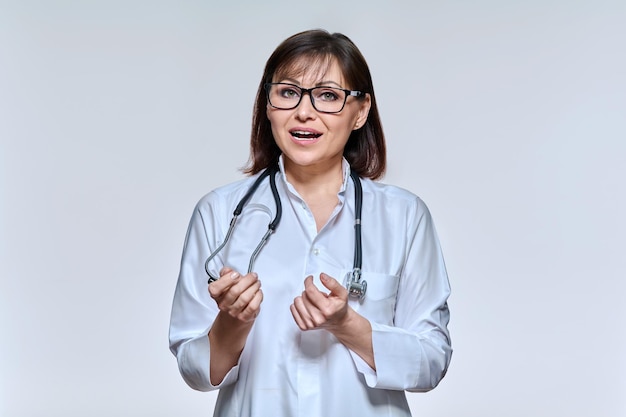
left=244, top=29, right=386, bottom=180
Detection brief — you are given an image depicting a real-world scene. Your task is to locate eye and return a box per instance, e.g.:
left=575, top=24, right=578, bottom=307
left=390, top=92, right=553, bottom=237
left=278, top=85, right=301, bottom=99
left=314, top=88, right=341, bottom=102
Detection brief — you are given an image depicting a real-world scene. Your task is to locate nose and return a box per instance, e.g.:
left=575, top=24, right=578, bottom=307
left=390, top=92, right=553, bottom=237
left=295, top=90, right=317, bottom=120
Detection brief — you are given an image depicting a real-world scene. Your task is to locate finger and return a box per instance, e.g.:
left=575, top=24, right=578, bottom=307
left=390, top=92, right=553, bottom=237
left=302, top=275, right=316, bottom=289
left=231, top=272, right=260, bottom=296
left=300, top=291, right=328, bottom=327
left=290, top=302, right=307, bottom=330
left=208, top=270, right=241, bottom=298
left=229, top=279, right=262, bottom=314
left=248, top=287, right=263, bottom=312
left=292, top=295, right=316, bottom=329
left=213, top=272, right=257, bottom=307
left=303, top=276, right=328, bottom=309
left=219, top=266, right=234, bottom=278
left=294, top=293, right=326, bottom=329
left=237, top=289, right=264, bottom=322
left=207, top=266, right=235, bottom=294
left=320, top=273, right=347, bottom=298
left=220, top=273, right=260, bottom=307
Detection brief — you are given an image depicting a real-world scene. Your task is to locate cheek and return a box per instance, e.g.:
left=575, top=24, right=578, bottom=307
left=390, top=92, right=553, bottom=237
left=266, top=107, right=287, bottom=131
left=265, top=111, right=285, bottom=149
left=266, top=111, right=279, bottom=140
left=333, top=117, right=357, bottom=135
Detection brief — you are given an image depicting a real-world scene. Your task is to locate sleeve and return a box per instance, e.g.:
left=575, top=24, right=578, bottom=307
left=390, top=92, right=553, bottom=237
left=168, top=197, right=240, bottom=391
left=350, top=197, right=452, bottom=391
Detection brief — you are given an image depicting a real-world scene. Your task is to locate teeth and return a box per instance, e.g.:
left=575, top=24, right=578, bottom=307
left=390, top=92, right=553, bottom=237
left=291, top=130, right=320, bottom=139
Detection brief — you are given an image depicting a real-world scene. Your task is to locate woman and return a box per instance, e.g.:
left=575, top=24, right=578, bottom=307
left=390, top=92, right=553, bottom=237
left=169, top=29, right=452, bottom=417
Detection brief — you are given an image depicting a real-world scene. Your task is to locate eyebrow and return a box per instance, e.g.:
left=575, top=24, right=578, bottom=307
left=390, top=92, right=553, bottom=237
left=279, top=77, right=344, bottom=88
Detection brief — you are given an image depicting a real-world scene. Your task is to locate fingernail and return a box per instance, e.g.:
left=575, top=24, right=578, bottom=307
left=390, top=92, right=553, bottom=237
left=231, top=272, right=240, bottom=280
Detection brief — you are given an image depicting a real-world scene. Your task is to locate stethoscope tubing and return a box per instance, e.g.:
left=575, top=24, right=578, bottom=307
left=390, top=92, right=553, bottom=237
left=350, top=169, right=363, bottom=274
left=204, top=165, right=366, bottom=298
left=205, top=166, right=281, bottom=283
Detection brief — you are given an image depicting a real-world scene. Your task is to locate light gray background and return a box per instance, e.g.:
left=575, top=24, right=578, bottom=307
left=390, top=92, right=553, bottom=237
left=1, top=1, right=625, bottom=416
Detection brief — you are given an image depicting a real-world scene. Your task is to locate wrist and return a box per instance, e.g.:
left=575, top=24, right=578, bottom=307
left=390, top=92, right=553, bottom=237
left=328, top=306, right=358, bottom=337
left=217, top=310, right=255, bottom=330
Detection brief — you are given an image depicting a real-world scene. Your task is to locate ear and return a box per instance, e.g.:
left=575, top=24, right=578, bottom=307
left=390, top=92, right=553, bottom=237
left=353, top=93, right=372, bottom=130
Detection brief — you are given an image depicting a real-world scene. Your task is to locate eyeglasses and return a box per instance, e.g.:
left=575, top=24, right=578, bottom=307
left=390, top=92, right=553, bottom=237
left=265, top=82, right=365, bottom=114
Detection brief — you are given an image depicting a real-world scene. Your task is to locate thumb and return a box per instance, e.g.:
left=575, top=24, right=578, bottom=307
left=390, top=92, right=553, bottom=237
left=320, top=273, right=346, bottom=296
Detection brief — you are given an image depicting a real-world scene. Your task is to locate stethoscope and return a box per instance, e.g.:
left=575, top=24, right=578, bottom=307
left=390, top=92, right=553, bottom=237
left=204, top=165, right=368, bottom=299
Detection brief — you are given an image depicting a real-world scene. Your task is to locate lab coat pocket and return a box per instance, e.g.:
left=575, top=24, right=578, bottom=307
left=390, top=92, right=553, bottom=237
left=347, top=271, right=400, bottom=325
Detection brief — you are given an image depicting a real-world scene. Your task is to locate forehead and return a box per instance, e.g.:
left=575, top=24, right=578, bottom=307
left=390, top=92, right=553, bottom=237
left=273, top=55, right=346, bottom=86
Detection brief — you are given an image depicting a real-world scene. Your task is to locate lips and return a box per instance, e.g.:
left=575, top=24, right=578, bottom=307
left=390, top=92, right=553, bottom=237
left=289, top=128, right=322, bottom=141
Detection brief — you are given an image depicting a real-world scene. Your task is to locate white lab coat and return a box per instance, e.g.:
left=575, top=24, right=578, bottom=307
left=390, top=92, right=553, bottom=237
left=169, top=158, right=452, bottom=416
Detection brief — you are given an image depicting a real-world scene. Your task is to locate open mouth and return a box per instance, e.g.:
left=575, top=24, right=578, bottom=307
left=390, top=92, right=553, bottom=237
left=289, top=129, right=322, bottom=141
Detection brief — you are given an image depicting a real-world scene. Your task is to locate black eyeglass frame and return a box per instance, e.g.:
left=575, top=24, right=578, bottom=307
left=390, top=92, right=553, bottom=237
left=264, top=82, right=366, bottom=114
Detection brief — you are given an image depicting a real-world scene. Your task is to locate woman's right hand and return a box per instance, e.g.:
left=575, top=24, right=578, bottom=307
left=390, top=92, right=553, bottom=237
left=208, top=267, right=263, bottom=323
left=207, top=267, right=262, bottom=385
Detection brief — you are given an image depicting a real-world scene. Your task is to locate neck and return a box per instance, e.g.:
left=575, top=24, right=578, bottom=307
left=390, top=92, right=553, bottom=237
left=283, top=159, right=344, bottom=199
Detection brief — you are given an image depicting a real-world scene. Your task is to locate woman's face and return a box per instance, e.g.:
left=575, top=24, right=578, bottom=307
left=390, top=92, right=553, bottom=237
left=266, top=58, right=371, bottom=174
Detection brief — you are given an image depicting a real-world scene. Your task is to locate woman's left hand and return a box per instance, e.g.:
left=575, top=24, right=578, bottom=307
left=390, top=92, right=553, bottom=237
left=291, top=272, right=376, bottom=369
left=290, top=273, right=349, bottom=331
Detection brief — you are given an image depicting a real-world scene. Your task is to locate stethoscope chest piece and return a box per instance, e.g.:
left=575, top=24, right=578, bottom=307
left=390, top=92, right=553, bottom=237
left=346, top=269, right=367, bottom=300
